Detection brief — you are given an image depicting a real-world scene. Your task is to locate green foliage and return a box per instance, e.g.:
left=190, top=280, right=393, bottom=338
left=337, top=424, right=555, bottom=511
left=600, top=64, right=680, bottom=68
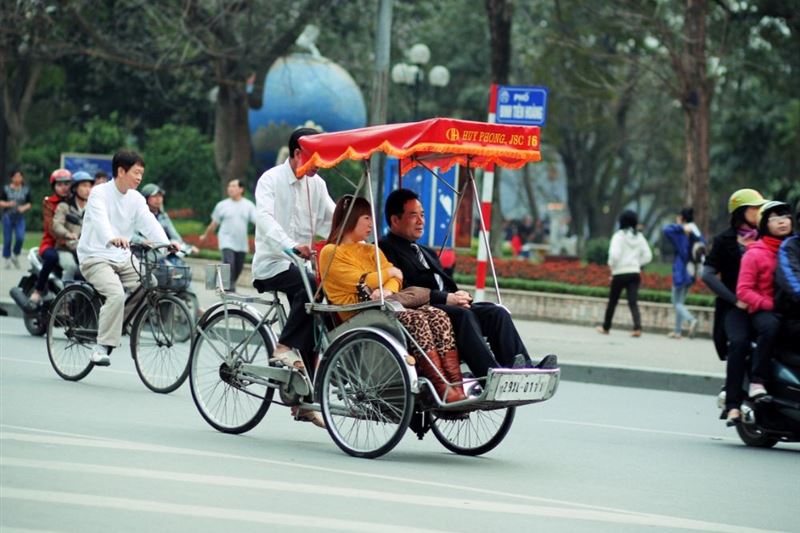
left=453, top=274, right=715, bottom=307
left=584, top=238, right=610, bottom=265
left=142, top=125, right=219, bottom=219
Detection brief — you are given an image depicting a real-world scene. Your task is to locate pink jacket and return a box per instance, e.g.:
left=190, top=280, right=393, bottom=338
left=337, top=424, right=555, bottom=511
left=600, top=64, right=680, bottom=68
left=736, top=237, right=782, bottom=313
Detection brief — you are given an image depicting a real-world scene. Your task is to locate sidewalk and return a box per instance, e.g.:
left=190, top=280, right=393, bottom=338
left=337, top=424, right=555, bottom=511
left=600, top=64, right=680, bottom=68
left=0, top=253, right=725, bottom=395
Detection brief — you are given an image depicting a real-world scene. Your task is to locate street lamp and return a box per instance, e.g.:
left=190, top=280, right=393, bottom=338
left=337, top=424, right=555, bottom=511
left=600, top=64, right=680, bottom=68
left=391, top=43, right=450, bottom=120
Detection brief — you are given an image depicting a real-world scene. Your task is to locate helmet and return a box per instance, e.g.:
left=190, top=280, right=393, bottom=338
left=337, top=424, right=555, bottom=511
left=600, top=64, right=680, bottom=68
left=757, top=200, right=791, bottom=234
left=49, top=168, right=72, bottom=187
left=140, top=183, right=165, bottom=199
left=728, top=188, right=766, bottom=214
left=71, top=171, right=95, bottom=190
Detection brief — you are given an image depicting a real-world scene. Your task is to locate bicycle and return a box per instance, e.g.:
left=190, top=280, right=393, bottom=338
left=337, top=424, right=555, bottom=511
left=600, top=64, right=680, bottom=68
left=45, top=243, right=195, bottom=393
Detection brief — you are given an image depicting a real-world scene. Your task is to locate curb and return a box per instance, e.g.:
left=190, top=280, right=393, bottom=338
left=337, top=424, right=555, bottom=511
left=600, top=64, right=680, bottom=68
left=559, top=362, right=723, bottom=395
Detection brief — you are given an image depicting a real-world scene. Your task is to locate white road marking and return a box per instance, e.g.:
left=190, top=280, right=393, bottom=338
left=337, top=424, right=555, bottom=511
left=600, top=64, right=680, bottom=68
left=539, top=418, right=740, bottom=442
left=0, top=487, right=444, bottom=533
left=0, top=427, right=772, bottom=532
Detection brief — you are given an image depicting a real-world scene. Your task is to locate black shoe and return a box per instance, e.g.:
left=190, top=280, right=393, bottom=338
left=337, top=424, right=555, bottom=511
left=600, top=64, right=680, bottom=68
left=534, top=354, right=558, bottom=369
left=512, top=354, right=532, bottom=368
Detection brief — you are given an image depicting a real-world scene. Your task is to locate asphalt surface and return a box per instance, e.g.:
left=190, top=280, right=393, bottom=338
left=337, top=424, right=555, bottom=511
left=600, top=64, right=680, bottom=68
left=1, top=316, right=797, bottom=532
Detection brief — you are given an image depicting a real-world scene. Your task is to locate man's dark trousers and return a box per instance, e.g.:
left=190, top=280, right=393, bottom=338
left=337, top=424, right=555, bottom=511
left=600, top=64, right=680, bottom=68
left=253, top=265, right=316, bottom=368
left=433, top=302, right=526, bottom=377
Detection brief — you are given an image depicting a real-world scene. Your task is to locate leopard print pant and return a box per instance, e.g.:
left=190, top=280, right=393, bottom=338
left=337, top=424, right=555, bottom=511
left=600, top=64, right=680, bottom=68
left=397, top=305, right=456, bottom=356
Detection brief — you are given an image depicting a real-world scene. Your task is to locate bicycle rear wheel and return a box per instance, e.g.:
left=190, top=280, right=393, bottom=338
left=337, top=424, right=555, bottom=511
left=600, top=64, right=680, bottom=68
left=189, top=308, right=274, bottom=434
left=46, top=284, right=98, bottom=381
left=130, top=294, right=193, bottom=394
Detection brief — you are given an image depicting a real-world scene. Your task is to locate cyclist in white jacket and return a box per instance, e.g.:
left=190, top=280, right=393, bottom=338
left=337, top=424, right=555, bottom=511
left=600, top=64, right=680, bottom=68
left=597, top=210, right=653, bottom=336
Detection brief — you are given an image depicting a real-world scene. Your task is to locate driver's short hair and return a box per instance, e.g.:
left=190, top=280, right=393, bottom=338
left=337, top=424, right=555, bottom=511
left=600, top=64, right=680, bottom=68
left=288, top=127, right=320, bottom=156
left=385, top=188, right=419, bottom=227
left=112, top=150, right=145, bottom=178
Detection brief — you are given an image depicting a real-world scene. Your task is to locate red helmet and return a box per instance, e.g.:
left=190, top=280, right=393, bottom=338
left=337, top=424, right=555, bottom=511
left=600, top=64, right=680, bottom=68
left=50, top=168, right=72, bottom=187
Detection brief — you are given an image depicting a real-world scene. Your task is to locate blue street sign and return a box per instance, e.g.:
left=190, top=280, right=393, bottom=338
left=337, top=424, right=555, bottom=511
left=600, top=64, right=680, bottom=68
left=382, top=158, right=457, bottom=248
left=495, top=85, right=548, bottom=127
left=60, top=152, right=113, bottom=177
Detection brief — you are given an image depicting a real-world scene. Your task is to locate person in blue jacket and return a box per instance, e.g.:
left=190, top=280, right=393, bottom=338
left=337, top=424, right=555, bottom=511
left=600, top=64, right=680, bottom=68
left=663, top=207, right=706, bottom=339
left=774, top=202, right=800, bottom=339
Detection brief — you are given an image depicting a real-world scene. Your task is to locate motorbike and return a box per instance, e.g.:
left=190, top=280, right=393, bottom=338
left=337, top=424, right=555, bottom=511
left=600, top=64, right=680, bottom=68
left=729, top=336, right=800, bottom=448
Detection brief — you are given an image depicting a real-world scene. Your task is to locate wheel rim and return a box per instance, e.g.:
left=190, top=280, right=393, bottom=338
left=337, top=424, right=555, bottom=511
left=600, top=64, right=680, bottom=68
left=190, top=311, right=272, bottom=430
left=431, top=407, right=514, bottom=455
left=322, top=337, right=410, bottom=456
left=47, top=289, right=96, bottom=379
left=133, top=297, right=193, bottom=391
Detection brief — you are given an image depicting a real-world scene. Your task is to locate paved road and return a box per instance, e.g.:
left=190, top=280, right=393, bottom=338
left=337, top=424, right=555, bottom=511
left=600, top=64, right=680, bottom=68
left=1, top=316, right=797, bottom=532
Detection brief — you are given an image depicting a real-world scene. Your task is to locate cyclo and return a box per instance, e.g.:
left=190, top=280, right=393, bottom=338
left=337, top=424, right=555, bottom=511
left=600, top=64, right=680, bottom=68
left=188, top=118, right=560, bottom=458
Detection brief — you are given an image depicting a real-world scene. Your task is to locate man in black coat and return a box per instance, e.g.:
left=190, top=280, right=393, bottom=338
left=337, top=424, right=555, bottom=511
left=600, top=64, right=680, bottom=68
left=379, top=189, right=554, bottom=377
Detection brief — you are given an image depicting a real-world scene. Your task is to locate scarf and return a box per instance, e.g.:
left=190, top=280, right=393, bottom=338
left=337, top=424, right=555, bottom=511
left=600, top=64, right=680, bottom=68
left=737, top=226, right=758, bottom=242
left=761, top=235, right=784, bottom=254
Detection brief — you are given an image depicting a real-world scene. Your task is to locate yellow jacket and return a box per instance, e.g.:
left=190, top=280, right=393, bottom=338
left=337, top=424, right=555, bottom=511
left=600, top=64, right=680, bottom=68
left=319, top=242, right=401, bottom=319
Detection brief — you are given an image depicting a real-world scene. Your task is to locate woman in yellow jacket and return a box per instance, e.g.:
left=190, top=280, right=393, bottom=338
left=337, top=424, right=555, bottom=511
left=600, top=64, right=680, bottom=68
left=319, top=195, right=466, bottom=403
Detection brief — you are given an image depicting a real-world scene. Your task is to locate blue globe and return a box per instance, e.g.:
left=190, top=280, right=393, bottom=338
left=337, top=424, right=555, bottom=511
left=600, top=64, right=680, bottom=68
left=249, top=53, right=367, bottom=171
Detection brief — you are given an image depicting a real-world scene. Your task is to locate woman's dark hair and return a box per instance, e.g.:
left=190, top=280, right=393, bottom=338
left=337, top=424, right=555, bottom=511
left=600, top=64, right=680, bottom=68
left=326, top=195, right=372, bottom=244
left=384, top=188, right=420, bottom=227
left=288, top=127, right=320, bottom=157
left=680, top=207, right=694, bottom=223
left=112, top=149, right=145, bottom=178
left=618, top=210, right=638, bottom=234
left=730, top=205, right=752, bottom=229
left=758, top=203, right=792, bottom=237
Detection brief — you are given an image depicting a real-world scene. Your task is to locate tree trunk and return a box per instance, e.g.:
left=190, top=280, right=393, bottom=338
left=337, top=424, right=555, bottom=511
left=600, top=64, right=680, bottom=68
left=1, top=58, right=42, bottom=182
left=213, top=83, right=252, bottom=194
left=680, top=0, right=712, bottom=234
left=484, top=0, right=513, bottom=256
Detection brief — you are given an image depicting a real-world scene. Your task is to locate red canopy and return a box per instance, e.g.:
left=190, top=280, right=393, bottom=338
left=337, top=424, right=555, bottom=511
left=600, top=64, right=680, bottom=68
left=296, top=118, right=541, bottom=176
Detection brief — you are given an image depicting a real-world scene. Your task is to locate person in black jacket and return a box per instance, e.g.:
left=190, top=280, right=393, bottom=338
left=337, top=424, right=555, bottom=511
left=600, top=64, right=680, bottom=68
left=379, top=189, right=556, bottom=377
left=701, top=188, right=766, bottom=424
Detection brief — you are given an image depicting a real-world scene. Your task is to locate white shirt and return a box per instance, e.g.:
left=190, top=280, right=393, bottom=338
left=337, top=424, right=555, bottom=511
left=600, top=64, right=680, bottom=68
left=607, top=229, right=653, bottom=275
left=77, top=181, right=169, bottom=263
left=252, top=159, right=335, bottom=280
left=211, top=197, right=256, bottom=252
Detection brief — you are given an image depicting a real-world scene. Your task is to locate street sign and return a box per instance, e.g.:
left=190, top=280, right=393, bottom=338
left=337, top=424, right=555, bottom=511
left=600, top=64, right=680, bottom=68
left=60, top=152, right=112, bottom=177
left=495, top=85, right=548, bottom=127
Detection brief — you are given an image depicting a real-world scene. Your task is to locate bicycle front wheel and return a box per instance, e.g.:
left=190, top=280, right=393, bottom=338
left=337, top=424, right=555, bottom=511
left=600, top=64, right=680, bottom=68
left=130, top=294, right=194, bottom=394
left=189, top=308, right=274, bottom=434
left=430, top=406, right=515, bottom=456
left=46, top=284, right=99, bottom=381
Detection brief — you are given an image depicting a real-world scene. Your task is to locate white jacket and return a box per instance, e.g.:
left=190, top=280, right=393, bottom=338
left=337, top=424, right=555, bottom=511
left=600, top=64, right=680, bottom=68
left=607, top=229, right=653, bottom=275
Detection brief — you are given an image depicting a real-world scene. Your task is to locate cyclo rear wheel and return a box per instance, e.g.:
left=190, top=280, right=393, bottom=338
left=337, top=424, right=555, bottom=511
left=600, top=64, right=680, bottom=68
left=130, top=293, right=194, bottom=394
left=46, top=284, right=99, bottom=381
left=189, top=308, right=275, bottom=434
left=430, top=406, right=515, bottom=456
left=319, top=330, right=413, bottom=459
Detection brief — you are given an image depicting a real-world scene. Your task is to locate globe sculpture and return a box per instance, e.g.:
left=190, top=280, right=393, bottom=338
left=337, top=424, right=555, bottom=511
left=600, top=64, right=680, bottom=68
left=249, top=53, right=367, bottom=171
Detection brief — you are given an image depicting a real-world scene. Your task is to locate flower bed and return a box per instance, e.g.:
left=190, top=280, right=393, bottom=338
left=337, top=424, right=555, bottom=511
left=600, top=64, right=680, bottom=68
left=454, top=255, right=711, bottom=295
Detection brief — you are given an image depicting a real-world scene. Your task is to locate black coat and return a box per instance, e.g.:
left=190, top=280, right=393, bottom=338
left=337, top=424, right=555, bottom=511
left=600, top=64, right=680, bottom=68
left=378, top=232, right=457, bottom=304
left=703, top=227, right=746, bottom=360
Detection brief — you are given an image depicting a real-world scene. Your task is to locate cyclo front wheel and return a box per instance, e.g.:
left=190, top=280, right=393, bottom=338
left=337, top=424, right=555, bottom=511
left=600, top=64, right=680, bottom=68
left=46, top=284, right=99, bottom=381
left=430, top=406, right=516, bottom=456
left=189, top=308, right=275, bottom=434
left=319, top=330, right=413, bottom=459
left=130, top=293, right=194, bottom=394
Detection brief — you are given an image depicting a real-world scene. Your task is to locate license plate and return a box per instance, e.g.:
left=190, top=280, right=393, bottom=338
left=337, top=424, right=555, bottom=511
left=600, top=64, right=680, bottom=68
left=491, top=372, right=551, bottom=401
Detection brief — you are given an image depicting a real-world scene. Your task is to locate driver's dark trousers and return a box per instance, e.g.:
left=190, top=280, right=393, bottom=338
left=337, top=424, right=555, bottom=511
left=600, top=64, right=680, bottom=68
left=433, top=302, right=528, bottom=377
left=253, top=265, right=316, bottom=367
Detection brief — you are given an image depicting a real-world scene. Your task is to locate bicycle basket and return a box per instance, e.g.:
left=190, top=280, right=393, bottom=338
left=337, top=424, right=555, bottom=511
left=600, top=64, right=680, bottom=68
left=142, top=259, right=191, bottom=291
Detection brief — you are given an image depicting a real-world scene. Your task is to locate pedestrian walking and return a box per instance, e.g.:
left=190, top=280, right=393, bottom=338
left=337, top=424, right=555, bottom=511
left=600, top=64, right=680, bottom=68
left=597, top=210, right=652, bottom=337
left=663, top=207, right=705, bottom=339
left=1, top=169, right=32, bottom=268
left=199, top=178, right=256, bottom=286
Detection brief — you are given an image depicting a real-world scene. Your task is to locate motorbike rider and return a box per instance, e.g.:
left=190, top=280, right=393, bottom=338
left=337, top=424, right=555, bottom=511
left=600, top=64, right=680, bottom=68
left=29, top=169, right=72, bottom=306
left=774, top=202, right=800, bottom=340
left=701, top=189, right=766, bottom=425
left=736, top=200, right=795, bottom=399
left=51, top=171, right=94, bottom=281
left=133, top=183, right=198, bottom=257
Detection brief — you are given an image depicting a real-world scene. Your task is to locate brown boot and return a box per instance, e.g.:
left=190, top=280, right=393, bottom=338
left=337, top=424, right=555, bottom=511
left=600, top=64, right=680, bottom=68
left=418, top=350, right=466, bottom=403
left=441, top=349, right=467, bottom=402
